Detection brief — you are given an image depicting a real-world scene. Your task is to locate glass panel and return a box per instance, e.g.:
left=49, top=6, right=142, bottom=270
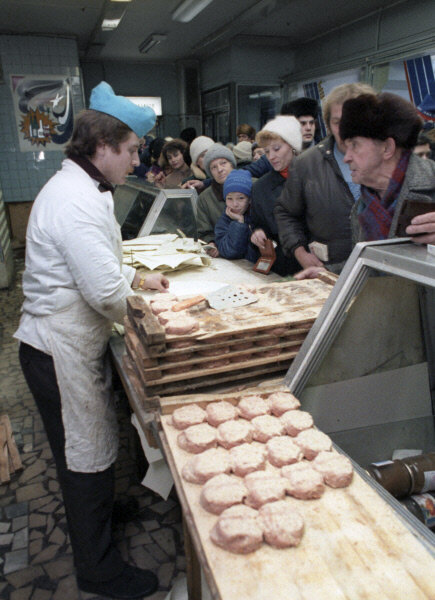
left=152, top=197, right=197, bottom=238
left=121, top=190, right=156, bottom=240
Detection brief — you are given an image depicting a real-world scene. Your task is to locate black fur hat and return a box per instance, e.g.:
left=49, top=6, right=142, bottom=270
left=339, top=93, right=422, bottom=149
left=281, top=97, right=319, bottom=119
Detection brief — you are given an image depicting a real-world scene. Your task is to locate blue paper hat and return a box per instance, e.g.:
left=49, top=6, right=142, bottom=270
left=89, top=81, right=156, bottom=138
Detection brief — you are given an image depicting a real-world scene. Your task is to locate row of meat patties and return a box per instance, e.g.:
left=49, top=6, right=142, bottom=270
left=168, top=392, right=353, bottom=554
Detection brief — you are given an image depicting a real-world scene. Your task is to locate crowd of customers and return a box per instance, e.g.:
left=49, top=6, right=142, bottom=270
left=133, top=86, right=435, bottom=277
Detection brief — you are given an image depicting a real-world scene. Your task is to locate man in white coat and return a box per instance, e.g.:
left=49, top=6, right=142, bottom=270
left=15, top=82, right=168, bottom=599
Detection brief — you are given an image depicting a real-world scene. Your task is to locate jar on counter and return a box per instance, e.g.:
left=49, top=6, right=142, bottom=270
left=400, top=492, right=435, bottom=531
left=368, top=452, right=435, bottom=499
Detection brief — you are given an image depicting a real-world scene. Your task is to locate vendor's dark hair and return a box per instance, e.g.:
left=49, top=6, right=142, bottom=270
left=65, top=109, right=132, bottom=158
left=339, top=93, right=423, bottom=149
left=162, top=138, right=191, bottom=166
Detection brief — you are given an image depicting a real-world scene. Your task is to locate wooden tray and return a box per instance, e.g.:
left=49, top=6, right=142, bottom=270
left=159, top=389, right=435, bottom=600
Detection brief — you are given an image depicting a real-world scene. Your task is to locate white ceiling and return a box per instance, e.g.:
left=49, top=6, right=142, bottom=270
left=0, top=0, right=405, bottom=63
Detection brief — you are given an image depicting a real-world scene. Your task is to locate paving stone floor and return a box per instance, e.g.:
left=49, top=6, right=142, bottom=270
left=0, top=256, right=186, bottom=599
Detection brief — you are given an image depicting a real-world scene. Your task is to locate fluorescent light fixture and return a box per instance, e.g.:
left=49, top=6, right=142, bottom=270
left=172, top=0, right=214, bottom=23
left=138, top=34, right=167, bottom=54
left=110, top=0, right=132, bottom=2
left=126, top=96, right=162, bottom=117
left=101, top=18, right=122, bottom=30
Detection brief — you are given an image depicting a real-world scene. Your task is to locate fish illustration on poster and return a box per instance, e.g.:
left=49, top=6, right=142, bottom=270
left=10, top=75, right=74, bottom=151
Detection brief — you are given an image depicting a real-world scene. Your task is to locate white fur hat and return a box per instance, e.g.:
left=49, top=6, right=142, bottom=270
left=189, top=136, right=214, bottom=166
left=258, top=116, right=302, bottom=153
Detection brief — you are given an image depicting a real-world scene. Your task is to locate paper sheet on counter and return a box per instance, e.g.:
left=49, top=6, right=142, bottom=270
left=131, top=413, right=174, bottom=500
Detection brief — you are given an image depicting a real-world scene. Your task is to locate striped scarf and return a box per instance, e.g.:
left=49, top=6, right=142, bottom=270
left=358, top=150, right=411, bottom=241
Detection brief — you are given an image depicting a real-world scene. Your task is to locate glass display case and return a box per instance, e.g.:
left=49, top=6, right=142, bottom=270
left=114, top=178, right=198, bottom=240
left=285, top=239, right=435, bottom=545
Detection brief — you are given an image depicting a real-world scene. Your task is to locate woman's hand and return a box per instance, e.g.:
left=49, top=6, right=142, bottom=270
left=133, top=272, right=169, bottom=292
left=154, top=171, right=166, bottom=188
left=293, top=266, right=327, bottom=280
left=250, top=228, right=268, bottom=249
left=182, top=179, right=205, bottom=192
left=226, top=206, right=244, bottom=223
left=205, top=242, right=219, bottom=258
left=294, top=246, right=324, bottom=269
left=406, top=211, right=435, bottom=244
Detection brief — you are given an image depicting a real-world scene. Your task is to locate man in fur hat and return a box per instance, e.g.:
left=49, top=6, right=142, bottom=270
left=340, top=92, right=435, bottom=244
left=281, top=97, right=319, bottom=150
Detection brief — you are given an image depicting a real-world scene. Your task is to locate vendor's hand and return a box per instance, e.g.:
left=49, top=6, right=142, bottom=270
left=226, top=206, right=244, bottom=223
left=133, top=272, right=169, bottom=292
left=250, top=229, right=268, bottom=249
left=294, top=246, right=324, bottom=269
left=406, top=211, right=435, bottom=245
left=205, top=242, right=220, bottom=258
left=293, top=266, right=328, bottom=280
left=182, top=179, right=205, bottom=193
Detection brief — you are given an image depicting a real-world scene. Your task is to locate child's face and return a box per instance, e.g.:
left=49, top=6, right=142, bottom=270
left=226, top=192, right=250, bottom=215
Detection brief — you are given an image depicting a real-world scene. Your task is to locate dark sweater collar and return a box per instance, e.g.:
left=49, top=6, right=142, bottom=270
left=69, top=155, right=115, bottom=193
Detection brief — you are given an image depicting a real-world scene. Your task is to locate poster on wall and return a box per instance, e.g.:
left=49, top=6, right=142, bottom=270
left=10, top=75, right=74, bottom=152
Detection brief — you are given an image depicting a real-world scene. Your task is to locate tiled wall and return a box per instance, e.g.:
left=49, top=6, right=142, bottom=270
left=0, top=35, right=84, bottom=204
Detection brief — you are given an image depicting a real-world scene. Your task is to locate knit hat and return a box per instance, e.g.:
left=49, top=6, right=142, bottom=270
left=257, top=116, right=302, bottom=153
left=189, top=136, right=214, bottom=165
left=281, top=97, right=319, bottom=119
left=223, top=170, right=252, bottom=198
left=89, top=81, right=156, bottom=138
left=339, top=93, right=422, bottom=150
left=233, top=141, right=253, bottom=163
left=203, top=143, right=237, bottom=177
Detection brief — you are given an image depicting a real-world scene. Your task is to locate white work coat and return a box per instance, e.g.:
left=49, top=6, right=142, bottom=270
left=15, top=159, right=136, bottom=472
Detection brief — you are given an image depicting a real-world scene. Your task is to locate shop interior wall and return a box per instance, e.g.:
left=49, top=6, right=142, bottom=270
left=81, top=61, right=181, bottom=140
left=0, top=34, right=83, bottom=243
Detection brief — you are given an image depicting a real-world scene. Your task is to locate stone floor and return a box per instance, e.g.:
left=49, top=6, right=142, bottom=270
left=0, top=255, right=186, bottom=600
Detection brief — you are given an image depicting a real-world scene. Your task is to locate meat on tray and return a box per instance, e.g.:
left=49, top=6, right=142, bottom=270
left=294, top=429, right=332, bottom=460
left=151, top=300, right=176, bottom=315
left=150, top=293, right=178, bottom=304
left=313, top=451, right=354, bottom=488
left=177, top=423, right=217, bottom=454
left=251, top=414, right=285, bottom=443
left=182, top=447, right=231, bottom=484
left=281, top=461, right=325, bottom=500
left=206, top=401, right=238, bottom=427
left=229, top=442, right=267, bottom=477
left=200, top=474, right=247, bottom=515
left=266, top=436, right=304, bottom=468
left=268, top=391, right=301, bottom=416
left=171, top=404, right=206, bottom=430
left=165, top=315, right=199, bottom=336
left=280, top=410, right=314, bottom=437
left=238, top=395, right=270, bottom=420
left=244, top=470, right=287, bottom=509
left=259, top=500, right=304, bottom=549
left=210, top=504, right=263, bottom=555
left=216, top=419, right=253, bottom=449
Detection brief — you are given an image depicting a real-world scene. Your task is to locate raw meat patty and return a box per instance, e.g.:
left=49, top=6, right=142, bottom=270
left=238, top=395, right=270, bottom=420
left=151, top=301, right=175, bottom=315
left=251, top=414, right=284, bottom=443
left=158, top=310, right=178, bottom=325
left=206, top=401, right=238, bottom=427
left=171, top=404, right=206, bottom=430
left=230, top=442, right=266, bottom=477
left=268, top=392, right=301, bottom=416
left=199, top=346, right=230, bottom=357
left=281, top=463, right=325, bottom=499
left=230, top=354, right=252, bottom=363
left=232, top=341, right=253, bottom=351
left=280, top=410, right=314, bottom=437
left=266, top=436, right=303, bottom=468
left=244, top=471, right=287, bottom=508
left=167, top=365, right=191, bottom=375
left=263, top=347, right=281, bottom=357
left=165, top=316, right=199, bottom=336
left=269, top=327, right=288, bottom=336
left=294, top=429, right=332, bottom=460
left=216, top=419, right=253, bottom=449
left=150, top=293, right=178, bottom=303
left=177, top=423, right=217, bottom=454
left=200, top=474, right=247, bottom=514
left=313, top=451, right=353, bottom=488
left=210, top=504, right=263, bottom=554
left=202, top=357, right=231, bottom=369
left=167, top=352, right=192, bottom=363
left=168, top=340, right=195, bottom=349
left=182, top=447, right=231, bottom=484
left=259, top=500, right=304, bottom=548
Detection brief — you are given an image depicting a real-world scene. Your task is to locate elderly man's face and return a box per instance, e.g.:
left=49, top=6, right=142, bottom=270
left=343, top=136, right=386, bottom=187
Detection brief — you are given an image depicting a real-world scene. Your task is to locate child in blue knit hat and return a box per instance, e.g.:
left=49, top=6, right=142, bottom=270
left=214, top=170, right=258, bottom=262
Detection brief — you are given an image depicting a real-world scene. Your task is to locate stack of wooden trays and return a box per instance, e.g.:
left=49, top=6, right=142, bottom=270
left=123, top=279, right=333, bottom=397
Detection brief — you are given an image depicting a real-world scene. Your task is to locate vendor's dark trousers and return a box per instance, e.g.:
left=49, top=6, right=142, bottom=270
left=19, top=342, right=124, bottom=583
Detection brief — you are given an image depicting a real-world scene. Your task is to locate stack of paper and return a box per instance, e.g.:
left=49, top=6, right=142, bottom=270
left=122, top=234, right=211, bottom=273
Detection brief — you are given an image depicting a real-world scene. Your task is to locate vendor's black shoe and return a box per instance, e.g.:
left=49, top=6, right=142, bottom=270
left=77, top=564, right=158, bottom=599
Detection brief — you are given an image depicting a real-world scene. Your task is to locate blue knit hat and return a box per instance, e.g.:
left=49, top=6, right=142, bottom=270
left=223, top=169, right=252, bottom=198
left=89, top=81, right=156, bottom=138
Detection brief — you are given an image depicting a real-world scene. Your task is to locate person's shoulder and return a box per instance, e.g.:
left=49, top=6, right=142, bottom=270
left=407, top=153, right=435, bottom=187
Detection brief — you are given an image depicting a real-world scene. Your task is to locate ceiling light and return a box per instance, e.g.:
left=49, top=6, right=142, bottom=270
left=138, top=34, right=167, bottom=54
left=102, top=18, right=122, bottom=30
left=172, top=0, right=214, bottom=23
